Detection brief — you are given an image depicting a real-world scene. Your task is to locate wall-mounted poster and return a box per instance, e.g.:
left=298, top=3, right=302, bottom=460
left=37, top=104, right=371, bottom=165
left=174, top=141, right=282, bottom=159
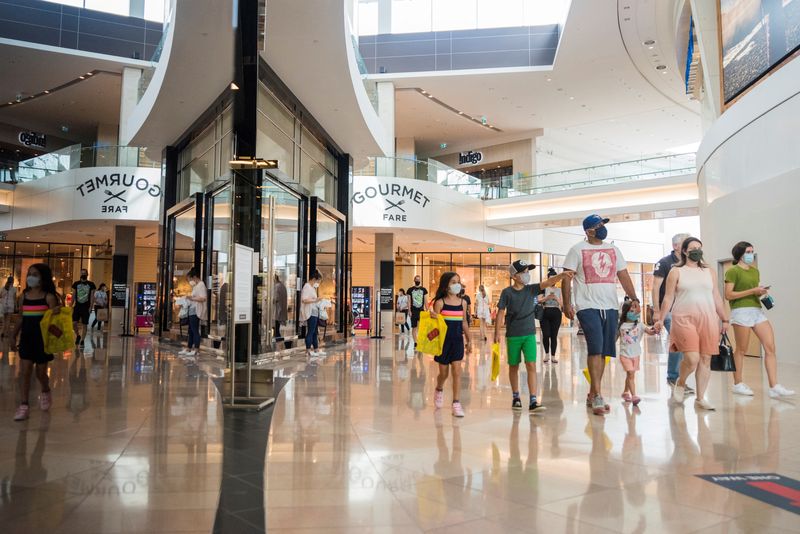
left=720, top=0, right=800, bottom=103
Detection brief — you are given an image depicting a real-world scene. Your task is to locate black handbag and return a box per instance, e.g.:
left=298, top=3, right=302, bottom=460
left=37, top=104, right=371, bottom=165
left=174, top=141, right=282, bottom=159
left=534, top=304, right=545, bottom=321
left=710, top=333, right=736, bottom=372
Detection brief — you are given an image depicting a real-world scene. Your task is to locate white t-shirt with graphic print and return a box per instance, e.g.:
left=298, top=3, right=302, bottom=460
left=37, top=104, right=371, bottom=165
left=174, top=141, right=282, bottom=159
left=564, top=240, right=627, bottom=311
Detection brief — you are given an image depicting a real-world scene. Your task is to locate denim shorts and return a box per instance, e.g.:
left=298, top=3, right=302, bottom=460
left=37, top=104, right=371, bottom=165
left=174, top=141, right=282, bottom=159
left=576, top=308, right=619, bottom=357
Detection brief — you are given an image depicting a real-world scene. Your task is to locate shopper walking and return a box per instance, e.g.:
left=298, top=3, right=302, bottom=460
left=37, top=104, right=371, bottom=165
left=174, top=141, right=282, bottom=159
left=71, top=268, right=95, bottom=348
left=495, top=260, right=572, bottom=412
left=396, top=288, right=410, bottom=335
left=618, top=299, right=657, bottom=406
left=300, top=270, right=323, bottom=357
left=652, top=233, right=693, bottom=393
left=273, top=273, right=288, bottom=340
left=1, top=275, right=16, bottom=339
left=655, top=237, right=729, bottom=411
left=407, top=275, right=428, bottom=348
left=12, top=263, right=60, bottom=421
left=540, top=267, right=564, bottom=363
left=180, top=268, right=207, bottom=358
left=429, top=272, right=471, bottom=417
left=475, top=285, right=491, bottom=342
left=562, top=214, right=640, bottom=416
left=724, top=241, right=794, bottom=398
left=91, top=283, right=108, bottom=331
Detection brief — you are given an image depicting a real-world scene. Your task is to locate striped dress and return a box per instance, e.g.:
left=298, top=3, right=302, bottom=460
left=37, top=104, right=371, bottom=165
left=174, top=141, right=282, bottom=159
left=435, top=301, right=465, bottom=365
left=19, top=295, right=53, bottom=363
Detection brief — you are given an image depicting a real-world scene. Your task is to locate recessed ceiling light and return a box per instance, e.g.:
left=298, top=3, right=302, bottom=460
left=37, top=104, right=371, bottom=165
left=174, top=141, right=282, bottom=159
left=643, top=39, right=656, bottom=46
left=569, top=96, right=575, bottom=100
left=656, top=65, right=667, bottom=70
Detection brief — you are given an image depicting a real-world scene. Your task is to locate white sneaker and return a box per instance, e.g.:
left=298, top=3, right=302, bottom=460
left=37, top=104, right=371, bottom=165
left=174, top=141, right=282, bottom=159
left=695, top=398, right=716, bottom=411
left=185, top=350, right=197, bottom=357
left=732, top=383, right=754, bottom=396
left=769, top=384, right=796, bottom=398
left=178, top=349, right=190, bottom=356
left=671, top=385, right=685, bottom=405
left=452, top=401, right=465, bottom=418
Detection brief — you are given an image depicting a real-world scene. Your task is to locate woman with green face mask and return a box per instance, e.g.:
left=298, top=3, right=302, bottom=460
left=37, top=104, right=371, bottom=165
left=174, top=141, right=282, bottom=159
left=655, top=237, right=730, bottom=411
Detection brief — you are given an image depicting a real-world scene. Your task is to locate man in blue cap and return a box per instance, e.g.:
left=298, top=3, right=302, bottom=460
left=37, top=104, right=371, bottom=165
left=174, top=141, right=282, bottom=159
left=562, top=214, right=639, bottom=416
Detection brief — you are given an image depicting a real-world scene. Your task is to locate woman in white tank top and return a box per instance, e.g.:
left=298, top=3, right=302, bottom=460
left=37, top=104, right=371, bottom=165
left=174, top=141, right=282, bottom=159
left=655, top=238, right=729, bottom=411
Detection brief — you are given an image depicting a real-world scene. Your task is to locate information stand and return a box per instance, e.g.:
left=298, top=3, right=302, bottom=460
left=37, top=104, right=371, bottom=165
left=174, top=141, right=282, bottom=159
left=226, top=243, right=273, bottom=411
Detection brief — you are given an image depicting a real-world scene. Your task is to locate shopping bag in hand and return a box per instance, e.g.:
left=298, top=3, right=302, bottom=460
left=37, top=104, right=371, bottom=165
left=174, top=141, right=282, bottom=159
left=491, top=342, right=501, bottom=381
left=582, top=356, right=612, bottom=384
left=416, top=311, right=448, bottom=356
left=710, top=333, right=736, bottom=372
left=40, top=306, right=76, bottom=354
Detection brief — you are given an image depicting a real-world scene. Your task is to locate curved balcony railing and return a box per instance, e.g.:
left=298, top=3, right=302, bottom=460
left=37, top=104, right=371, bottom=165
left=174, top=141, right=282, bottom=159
left=0, top=145, right=160, bottom=184
left=354, top=153, right=696, bottom=200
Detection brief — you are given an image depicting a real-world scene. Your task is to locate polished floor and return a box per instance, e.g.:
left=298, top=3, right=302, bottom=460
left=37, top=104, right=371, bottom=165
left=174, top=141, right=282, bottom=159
left=0, top=331, right=223, bottom=534
left=265, top=330, right=800, bottom=533
left=1, top=328, right=799, bottom=533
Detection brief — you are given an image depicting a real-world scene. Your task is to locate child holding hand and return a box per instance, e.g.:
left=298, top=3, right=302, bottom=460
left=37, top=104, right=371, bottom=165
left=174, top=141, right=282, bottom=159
left=618, top=299, right=656, bottom=406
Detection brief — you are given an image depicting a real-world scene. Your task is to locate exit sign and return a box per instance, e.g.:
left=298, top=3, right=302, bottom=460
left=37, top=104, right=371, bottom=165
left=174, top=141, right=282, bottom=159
left=487, top=247, right=494, bottom=252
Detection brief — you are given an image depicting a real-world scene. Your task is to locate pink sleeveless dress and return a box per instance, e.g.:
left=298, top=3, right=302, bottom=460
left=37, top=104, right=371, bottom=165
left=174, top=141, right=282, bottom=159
left=669, top=267, right=720, bottom=354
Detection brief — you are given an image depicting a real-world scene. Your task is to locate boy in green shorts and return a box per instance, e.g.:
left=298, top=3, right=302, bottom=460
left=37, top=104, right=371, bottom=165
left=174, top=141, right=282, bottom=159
left=494, top=260, right=573, bottom=412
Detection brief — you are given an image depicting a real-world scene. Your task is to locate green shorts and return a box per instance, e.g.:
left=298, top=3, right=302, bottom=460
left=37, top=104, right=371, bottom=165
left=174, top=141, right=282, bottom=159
left=506, top=335, right=537, bottom=365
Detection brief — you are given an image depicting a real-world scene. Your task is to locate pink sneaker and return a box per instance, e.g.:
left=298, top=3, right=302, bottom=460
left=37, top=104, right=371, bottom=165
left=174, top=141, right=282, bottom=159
left=622, top=392, right=632, bottom=402
left=14, top=404, right=30, bottom=421
left=39, top=391, right=52, bottom=412
left=434, top=389, right=444, bottom=409
left=452, top=401, right=465, bottom=418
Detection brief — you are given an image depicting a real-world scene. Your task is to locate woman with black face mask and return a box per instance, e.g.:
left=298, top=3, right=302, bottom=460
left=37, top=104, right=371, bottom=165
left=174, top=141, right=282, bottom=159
left=655, top=237, right=729, bottom=411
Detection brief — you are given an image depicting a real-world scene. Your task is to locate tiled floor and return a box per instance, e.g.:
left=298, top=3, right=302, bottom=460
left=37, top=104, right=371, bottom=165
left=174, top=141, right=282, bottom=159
left=265, top=330, right=800, bottom=533
left=0, top=332, right=223, bottom=534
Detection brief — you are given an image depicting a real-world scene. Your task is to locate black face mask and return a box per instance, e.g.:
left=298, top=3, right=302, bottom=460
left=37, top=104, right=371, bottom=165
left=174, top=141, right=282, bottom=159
left=414, top=281, right=420, bottom=286
left=80, top=274, right=88, bottom=280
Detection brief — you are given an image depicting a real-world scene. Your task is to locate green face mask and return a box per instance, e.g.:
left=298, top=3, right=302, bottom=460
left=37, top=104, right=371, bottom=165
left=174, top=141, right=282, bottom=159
left=687, top=249, right=704, bottom=262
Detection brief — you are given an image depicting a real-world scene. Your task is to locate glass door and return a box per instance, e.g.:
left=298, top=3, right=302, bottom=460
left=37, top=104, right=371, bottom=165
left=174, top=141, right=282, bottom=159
left=311, top=199, right=346, bottom=334
left=165, top=197, right=202, bottom=330
left=205, top=186, right=232, bottom=352
left=257, top=175, right=304, bottom=354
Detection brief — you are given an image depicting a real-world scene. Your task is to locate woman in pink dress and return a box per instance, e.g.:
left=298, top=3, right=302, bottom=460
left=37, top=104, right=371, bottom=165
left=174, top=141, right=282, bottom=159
left=655, top=237, right=729, bottom=411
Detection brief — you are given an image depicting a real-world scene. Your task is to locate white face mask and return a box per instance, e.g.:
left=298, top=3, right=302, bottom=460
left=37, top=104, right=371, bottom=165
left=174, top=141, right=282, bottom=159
left=517, top=272, right=531, bottom=285
left=449, top=283, right=462, bottom=295
left=313, top=282, right=320, bottom=289
left=189, top=280, right=197, bottom=287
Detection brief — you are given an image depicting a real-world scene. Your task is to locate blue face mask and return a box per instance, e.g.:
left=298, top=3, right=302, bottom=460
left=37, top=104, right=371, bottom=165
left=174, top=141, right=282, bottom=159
left=742, top=252, right=755, bottom=265
left=626, top=312, right=640, bottom=321
left=594, top=225, right=608, bottom=240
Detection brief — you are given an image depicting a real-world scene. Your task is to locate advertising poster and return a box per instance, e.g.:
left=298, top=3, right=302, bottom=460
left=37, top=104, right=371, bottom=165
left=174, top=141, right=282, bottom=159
left=351, top=286, right=371, bottom=331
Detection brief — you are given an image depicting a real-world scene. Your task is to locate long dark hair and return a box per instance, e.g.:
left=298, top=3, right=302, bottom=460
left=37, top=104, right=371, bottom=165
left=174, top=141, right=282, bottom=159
left=731, top=241, right=753, bottom=265
left=25, top=263, right=58, bottom=298
left=676, top=237, right=707, bottom=269
left=4, top=276, right=12, bottom=290
left=618, top=299, right=638, bottom=330
left=432, top=271, right=459, bottom=304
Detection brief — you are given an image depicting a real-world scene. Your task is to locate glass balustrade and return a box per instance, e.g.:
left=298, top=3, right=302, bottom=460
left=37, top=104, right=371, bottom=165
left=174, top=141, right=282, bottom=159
left=1, top=145, right=160, bottom=184
left=354, top=152, right=697, bottom=200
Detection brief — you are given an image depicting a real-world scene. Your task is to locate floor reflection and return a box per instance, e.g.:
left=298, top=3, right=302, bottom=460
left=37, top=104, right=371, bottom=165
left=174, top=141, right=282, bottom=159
left=266, top=330, right=800, bottom=533
left=0, top=332, right=222, bottom=534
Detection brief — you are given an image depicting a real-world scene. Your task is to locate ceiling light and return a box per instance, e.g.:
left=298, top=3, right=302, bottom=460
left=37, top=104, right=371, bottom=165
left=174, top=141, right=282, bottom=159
left=656, top=65, right=667, bottom=70
left=79, top=76, right=85, bottom=79
left=643, top=40, right=655, bottom=46
left=546, top=77, right=552, bottom=82
left=569, top=96, right=575, bottom=100
left=230, top=82, right=240, bottom=90
left=86, top=72, right=93, bottom=76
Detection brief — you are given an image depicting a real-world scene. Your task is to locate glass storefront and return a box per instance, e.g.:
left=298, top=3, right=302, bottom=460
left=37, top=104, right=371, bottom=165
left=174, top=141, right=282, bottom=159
left=0, top=241, right=112, bottom=302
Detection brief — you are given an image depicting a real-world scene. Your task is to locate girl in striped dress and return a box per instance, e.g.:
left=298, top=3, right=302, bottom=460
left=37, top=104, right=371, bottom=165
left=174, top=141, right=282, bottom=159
left=12, top=263, right=61, bottom=421
left=430, top=272, right=472, bottom=417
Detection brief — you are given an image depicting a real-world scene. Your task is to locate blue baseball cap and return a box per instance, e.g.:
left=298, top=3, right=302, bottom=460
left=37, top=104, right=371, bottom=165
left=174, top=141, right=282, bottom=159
left=582, top=214, right=609, bottom=230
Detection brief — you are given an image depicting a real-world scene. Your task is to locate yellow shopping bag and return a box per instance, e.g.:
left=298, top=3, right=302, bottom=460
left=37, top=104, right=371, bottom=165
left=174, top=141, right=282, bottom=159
left=491, top=342, right=501, bottom=381
left=40, top=306, right=76, bottom=354
left=582, top=356, right=612, bottom=384
left=416, top=311, right=448, bottom=356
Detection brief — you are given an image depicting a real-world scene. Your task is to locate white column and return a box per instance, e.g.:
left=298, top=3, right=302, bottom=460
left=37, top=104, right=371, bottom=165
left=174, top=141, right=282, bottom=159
left=395, top=136, right=415, bottom=179
left=376, top=81, right=395, bottom=176
left=378, top=0, right=392, bottom=34
left=374, top=233, right=395, bottom=337
left=118, top=67, right=143, bottom=146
